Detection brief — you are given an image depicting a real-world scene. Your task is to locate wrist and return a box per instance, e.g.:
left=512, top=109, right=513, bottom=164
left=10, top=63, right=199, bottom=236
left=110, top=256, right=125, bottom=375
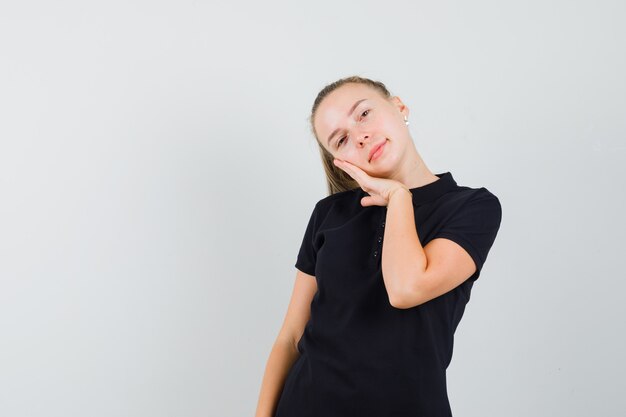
left=388, top=186, right=411, bottom=200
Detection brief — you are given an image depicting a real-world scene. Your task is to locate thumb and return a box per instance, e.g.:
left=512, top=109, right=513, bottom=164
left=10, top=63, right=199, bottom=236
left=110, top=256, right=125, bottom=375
left=361, top=196, right=375, bottom=207
left=361, top=196, right=386, bottom=207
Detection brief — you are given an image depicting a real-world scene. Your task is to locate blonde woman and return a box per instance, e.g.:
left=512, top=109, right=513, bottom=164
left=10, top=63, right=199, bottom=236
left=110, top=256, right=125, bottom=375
left=255, top=75, right=502, bottom=417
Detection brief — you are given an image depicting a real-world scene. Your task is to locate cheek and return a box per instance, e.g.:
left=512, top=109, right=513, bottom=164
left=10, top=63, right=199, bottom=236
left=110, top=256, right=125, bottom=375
left=383, top=119, right=402, bottom=138
left=342, top=149, right=361, bottom=164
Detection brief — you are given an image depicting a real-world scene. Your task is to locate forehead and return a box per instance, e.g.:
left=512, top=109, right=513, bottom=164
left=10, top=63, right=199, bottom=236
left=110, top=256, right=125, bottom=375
left=315, top=83, right=385, bottom=134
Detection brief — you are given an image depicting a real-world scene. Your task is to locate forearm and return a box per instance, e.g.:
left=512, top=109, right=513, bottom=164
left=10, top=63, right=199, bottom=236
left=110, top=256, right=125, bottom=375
left=254, top=338, right=300, bottom=417
left=381, top=187, right=427, bottom=307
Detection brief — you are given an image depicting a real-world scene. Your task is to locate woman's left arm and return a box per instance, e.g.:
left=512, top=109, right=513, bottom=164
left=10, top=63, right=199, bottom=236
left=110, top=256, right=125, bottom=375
left=382, top=188, right=476, bottom=309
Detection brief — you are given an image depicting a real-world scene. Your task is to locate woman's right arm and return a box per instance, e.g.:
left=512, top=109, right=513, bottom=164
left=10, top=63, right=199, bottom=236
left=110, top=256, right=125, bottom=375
left=254, top=270, right=318, bottom=417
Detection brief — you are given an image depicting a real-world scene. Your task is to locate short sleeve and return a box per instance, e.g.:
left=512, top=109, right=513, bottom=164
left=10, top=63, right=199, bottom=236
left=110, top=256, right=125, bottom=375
left=294, top=202, right=321, bottom=276
left=433, top=191, right=502, bottom=282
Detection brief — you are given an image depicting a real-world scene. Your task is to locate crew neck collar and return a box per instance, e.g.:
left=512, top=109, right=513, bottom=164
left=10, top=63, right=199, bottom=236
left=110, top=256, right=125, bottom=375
left=408, top=172, right=456, bottom=202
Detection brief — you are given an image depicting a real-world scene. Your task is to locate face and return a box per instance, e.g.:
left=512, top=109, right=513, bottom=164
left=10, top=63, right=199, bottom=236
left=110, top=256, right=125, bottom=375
left=314, top=82, right=410, bottom=177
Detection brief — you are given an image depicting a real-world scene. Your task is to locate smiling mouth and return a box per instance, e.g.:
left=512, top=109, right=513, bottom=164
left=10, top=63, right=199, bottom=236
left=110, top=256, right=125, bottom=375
left=369, top=140, right=386, bottom=162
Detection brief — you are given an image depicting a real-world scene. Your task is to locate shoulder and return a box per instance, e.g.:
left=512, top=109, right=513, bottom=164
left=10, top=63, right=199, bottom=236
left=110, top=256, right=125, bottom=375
left=432, top=186, right=502, bottom=236
left=437, top=185, right=500, bottom=210
left=299, top=187, right=369, bottom=233
left=311, top=187, right=364, bottom=215
left=427, top=185, right=502, bottom=230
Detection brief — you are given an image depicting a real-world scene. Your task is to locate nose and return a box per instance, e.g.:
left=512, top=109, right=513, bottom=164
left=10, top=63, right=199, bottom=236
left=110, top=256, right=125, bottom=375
left=357, top=134, right=370, bottom=147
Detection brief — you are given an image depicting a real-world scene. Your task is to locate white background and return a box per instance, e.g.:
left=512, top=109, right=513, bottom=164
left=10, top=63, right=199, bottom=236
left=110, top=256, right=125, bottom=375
left=1, top=1, right=624, bottom=416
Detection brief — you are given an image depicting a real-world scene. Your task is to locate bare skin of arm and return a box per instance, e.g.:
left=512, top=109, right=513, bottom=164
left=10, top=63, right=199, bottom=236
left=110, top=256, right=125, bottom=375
left=254, top=270, right=318, bottom=417
left=382, top=187, right=477, bottom=309
left=330, top=159, right=476, bottom=310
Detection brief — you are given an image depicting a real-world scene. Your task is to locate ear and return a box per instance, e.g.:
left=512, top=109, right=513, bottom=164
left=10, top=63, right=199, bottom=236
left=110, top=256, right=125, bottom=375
left=390, top=96, right=409, bottom=120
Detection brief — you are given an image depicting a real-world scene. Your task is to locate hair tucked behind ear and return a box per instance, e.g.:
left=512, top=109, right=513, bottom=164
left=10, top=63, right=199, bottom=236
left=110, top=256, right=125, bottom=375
left=309, top=75, right=392, bottom=196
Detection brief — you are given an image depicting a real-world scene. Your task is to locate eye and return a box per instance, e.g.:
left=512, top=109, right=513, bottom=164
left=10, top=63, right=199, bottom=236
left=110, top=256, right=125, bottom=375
left=336, top=109, right=370, bottom=148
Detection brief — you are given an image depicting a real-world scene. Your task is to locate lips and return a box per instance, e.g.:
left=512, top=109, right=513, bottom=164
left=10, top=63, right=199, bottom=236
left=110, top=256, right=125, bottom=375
left=369, top=140, right=386, bottom=162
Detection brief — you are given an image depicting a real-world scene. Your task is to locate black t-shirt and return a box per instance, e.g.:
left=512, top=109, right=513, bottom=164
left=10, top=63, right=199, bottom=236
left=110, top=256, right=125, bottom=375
left=274, top=172, right=502, bottom=417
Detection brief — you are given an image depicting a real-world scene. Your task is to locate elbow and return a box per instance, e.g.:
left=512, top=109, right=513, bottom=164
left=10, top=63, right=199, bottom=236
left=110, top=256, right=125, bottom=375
left=389, top=295, right=417, bottom=310
left=389, top=296, right=409, bottom=309
left=388, top=288, right=421, bottom=310
left=384, top=262, right=427, bottom=309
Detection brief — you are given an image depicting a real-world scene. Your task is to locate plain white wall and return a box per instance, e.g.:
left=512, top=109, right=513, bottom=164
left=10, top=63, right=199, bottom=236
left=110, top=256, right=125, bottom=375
left=1, top=1, right=624, bottom=416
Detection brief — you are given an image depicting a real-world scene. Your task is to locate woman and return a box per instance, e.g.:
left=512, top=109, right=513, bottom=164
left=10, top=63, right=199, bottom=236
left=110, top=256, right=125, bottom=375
left=254, top=76, right=502, bottom=417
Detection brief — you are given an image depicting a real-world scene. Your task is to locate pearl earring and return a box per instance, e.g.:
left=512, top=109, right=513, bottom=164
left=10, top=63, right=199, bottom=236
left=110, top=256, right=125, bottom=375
left=404, top=116, right=409, bottom=126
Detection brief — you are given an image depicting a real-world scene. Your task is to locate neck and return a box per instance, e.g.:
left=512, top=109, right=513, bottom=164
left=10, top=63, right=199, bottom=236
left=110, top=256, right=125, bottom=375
left=392, top=143, right=439, bottom=189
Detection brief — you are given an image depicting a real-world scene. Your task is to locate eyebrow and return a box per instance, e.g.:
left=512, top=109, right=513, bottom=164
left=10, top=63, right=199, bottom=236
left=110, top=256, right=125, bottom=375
left=326, top=98, right=368, bottom=147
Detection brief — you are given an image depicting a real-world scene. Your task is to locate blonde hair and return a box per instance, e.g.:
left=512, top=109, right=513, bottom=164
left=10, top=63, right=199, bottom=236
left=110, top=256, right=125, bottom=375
left=309, top=75, right=392, bottom=195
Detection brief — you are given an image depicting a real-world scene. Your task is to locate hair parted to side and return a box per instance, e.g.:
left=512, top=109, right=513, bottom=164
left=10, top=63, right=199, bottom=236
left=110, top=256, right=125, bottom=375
left=309, top=75, right=393, bottom=196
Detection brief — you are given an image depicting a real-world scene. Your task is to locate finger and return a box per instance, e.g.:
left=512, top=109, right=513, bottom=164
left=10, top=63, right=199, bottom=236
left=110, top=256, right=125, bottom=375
left=334, top=159, right=362, bottom=185
left=361, top=196, right=385, bottom=207
left=335, top=159, right=370, bottom=187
